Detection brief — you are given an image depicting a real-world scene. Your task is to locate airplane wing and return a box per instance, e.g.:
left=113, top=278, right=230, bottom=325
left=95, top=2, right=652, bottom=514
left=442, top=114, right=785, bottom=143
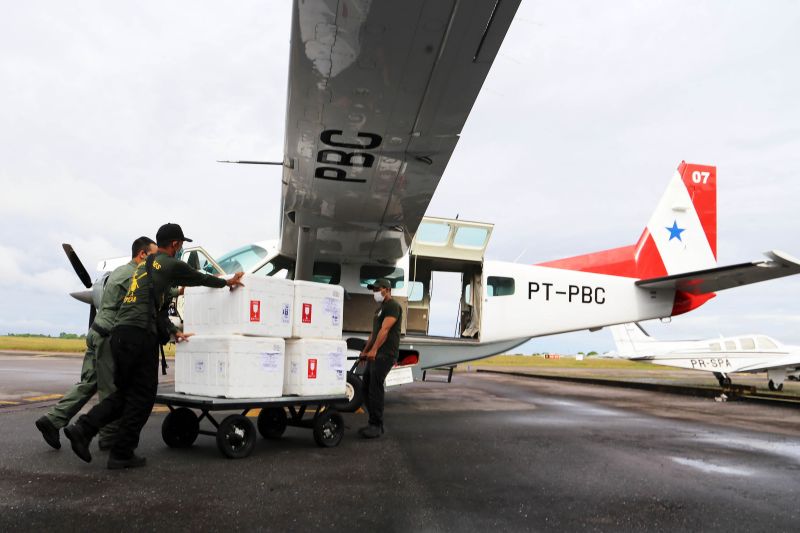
left=278, top=0, right=520, bottom=264
left=635, top=250, right=800, bottom=294
left=735, top=353, right=800, bottom=373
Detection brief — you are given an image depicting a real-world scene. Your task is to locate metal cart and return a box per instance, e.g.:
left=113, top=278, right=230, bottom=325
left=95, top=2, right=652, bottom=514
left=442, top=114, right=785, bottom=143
left=155, top=391, right=347, bottom=459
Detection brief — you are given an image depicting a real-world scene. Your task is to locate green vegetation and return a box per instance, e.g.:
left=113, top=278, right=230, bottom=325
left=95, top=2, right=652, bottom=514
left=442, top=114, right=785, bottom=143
left=0, top=336, right=86, bottom=353
left=469, top=354, right=656, bottom=370
left=0, top=335, right=175, bottom=357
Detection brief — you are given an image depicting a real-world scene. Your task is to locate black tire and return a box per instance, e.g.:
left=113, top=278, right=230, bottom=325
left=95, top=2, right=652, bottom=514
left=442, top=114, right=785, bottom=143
left=313, top=410, right=344, bottom=448
left=257, top=407, right=287, bottom=439
left=161, top=407, right=199, bottom=448
left=216, top=414, right=256, bottom=459
left=333, top=373, right=364, bottom=413
left=768, top=380, right=784, bottom=392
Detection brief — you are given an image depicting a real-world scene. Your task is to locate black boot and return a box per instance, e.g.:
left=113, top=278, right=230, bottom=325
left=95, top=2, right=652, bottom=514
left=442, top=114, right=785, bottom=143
left=63, top=424, right=93, bottom=463
left=107, top=453, right=147, bottom=470
left=35, top=416, right=61, bottom=450
left=359, top=424, right=383, bottom=439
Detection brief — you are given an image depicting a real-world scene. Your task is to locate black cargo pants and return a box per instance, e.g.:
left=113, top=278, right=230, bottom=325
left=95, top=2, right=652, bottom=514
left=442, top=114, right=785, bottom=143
left=362, top=352, right=396, bottom=427
left=76, top=325, right=159, bottom=459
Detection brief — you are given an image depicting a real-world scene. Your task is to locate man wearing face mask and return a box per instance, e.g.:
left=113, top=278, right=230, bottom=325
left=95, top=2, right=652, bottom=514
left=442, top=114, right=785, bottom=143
left=64, top=223, right=245, bottom=469
left=359, top=278, right=402, bottom=439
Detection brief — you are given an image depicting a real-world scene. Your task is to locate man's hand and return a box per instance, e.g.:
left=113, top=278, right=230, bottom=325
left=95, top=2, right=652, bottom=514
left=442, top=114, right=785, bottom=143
left=365, top=349, right=377, bottom=361
left=175, top=332, right=194, bottom=343
left=227, top=272, right=245, bottom=291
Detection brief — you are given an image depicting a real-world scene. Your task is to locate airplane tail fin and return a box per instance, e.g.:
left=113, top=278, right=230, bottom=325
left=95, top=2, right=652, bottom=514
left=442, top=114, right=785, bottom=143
left=539, top=161, right=717, bottom=280
left=609, top=322, right=654, bottom=358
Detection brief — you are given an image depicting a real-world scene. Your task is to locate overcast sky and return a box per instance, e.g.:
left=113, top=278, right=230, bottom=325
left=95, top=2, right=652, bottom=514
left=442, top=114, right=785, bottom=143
left=1, top=1, right=799, bottom=354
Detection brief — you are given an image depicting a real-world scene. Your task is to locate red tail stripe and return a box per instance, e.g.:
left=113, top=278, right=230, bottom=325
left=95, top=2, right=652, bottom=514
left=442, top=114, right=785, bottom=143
left=678, top=162, right=717, bottom=259
left=538, top=231, right=667, bottom=278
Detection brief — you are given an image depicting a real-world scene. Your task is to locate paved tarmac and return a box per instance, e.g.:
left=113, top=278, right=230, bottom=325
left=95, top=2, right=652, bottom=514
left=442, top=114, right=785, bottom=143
left=1, top=355, right=799, bottom=531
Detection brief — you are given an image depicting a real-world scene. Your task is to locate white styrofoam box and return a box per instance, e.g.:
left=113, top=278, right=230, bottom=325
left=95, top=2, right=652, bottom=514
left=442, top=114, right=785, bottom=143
left=183, top=274, right=294, bottom=337
left=291, top=281, right=344, bottom=339
left=385, top=366, right=414, bottom=387
left=175, top=335, right=285, bottom=398
left=283, top=338, right=347, bottom=396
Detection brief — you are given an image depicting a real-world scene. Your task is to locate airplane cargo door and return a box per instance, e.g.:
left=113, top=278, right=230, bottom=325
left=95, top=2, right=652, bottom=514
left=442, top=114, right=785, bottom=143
left=428, top=271, right=464, bottom=337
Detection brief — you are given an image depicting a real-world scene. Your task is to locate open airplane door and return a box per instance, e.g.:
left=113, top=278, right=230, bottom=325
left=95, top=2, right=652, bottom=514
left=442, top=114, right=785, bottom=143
left=408, top=217, right=494, bottom=339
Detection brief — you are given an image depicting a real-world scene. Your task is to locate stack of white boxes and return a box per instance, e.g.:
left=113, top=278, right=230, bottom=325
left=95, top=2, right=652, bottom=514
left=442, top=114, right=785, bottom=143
left=284, top=281, right=347, bottom=396
left=175, top=275, right=347, bottom=399
left=176, top=275, right=293, bottom=398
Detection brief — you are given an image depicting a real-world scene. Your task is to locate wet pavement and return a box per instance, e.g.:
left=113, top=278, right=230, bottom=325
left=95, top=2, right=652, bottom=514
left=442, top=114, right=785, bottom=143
left=1, top=355, right=799, bottom=531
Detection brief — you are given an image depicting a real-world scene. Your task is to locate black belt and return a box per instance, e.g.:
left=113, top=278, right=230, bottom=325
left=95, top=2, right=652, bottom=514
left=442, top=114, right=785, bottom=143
left=90, top=323, right=111, bottom=337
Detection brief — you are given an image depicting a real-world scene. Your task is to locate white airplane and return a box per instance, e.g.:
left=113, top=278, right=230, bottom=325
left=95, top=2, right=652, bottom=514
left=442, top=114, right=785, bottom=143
left=610, top=322, right=800, bottom=391
left=64, top=1, right=800, bottom=408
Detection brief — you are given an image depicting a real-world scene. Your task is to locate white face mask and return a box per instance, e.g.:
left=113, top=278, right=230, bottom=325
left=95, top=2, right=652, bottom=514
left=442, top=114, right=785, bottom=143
left=373, top=291, right=384, bottom=303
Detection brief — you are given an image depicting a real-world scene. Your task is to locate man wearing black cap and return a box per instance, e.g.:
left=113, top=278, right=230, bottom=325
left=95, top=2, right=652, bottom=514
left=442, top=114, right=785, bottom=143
left=359, top=278, right=402, bottom=439
left=64, top=223, right=245, bottom=469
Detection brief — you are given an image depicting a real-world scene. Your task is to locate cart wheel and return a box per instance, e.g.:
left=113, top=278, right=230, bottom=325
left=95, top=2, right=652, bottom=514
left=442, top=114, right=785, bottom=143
left=161, top=407, right=199, bottom=448
left=216, top=414, right=256, bottom=459
left=257, top=407, right=288, bottom=439
left=313, top=410, right=344, bottom=448
left=333, top=373, right=364, bottom=413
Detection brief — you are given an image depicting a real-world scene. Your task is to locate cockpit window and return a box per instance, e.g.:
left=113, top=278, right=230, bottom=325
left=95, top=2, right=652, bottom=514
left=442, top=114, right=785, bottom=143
left=217, top=245, right=269, bottom=273
left=740, top=337, right=756, bottom=350
left=724, top=340, right=736, bottom=351
left=757, top=336, right=778, bottom=350
left=181, top=249, right=221, bottom=275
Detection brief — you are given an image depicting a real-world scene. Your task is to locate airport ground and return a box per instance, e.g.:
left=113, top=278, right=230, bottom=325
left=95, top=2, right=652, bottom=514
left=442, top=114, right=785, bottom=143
left=1, top=352, right=799, bottom=532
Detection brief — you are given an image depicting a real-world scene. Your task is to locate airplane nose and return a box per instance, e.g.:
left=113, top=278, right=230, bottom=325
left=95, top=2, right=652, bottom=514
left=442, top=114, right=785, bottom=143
left=69, top=290, right=94, bottom=305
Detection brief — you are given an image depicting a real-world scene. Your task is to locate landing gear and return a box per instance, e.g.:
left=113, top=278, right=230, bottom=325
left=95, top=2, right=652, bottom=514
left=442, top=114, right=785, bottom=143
left=768, top=380, right=784, bottom=392
left=333, top=373, right=364, bottom=413
left=715, top=373, right=732, bottom=387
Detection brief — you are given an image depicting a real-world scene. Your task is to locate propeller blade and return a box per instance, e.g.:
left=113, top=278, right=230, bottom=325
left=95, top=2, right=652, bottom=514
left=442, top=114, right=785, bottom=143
left=62, top=243, right=92, bottom=288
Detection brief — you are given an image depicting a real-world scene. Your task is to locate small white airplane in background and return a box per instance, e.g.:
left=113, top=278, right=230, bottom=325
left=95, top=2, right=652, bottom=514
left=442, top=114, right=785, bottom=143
left=610, top=322, right=800, bottom=391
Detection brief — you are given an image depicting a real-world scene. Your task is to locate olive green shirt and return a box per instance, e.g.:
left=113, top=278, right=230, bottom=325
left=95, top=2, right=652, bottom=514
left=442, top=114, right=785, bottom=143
left=371, top=298, right=402, bottom=358
left=115, top=251, right=226, bottom=333
left=92, top=260, right=137, bottom=332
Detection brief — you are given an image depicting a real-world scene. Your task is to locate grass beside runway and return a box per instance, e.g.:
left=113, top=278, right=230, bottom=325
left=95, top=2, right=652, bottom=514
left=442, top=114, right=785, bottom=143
left=0, top=336, right=176, bottom=356
left=0, top=336, right=86, bottom=353
left=473, top=355, right=658, bottom=370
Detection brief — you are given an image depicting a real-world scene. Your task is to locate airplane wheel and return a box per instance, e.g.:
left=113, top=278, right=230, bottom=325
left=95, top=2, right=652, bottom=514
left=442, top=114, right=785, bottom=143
left=332, top=373, right=364, bottom=413
left=717, top=376, right=731, bottom=387
left=313, top=410, right=344, bottom=448
left=161, top=407, right=199, bottom=448
left=216, top=415, right=256, bottom=459
left=257, top=407, right=287, bottom=439
left=768, top=380, right=783, bottom=392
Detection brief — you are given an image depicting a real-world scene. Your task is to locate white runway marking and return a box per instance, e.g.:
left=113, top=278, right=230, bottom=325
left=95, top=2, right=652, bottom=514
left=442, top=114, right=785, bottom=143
left=671, top=457, right=753, bottom=477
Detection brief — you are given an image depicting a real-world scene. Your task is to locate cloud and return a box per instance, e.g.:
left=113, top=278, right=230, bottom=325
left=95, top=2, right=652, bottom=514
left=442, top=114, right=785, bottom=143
left=1, top=1, right=799, bottom=347
left=0, top=244, right=77, bottom=294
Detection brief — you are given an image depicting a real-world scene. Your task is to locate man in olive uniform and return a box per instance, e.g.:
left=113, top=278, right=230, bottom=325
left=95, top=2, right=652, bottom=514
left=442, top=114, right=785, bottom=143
left=64, top=223, right=244, bottom=469
left=359, top=278, right=402, bottom=439
left=35, top=237, right=157, bottom=450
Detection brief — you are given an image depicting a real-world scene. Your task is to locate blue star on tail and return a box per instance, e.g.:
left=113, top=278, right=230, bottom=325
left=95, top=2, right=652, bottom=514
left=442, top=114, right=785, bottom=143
left=665, top=220, right=686, bottom=242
